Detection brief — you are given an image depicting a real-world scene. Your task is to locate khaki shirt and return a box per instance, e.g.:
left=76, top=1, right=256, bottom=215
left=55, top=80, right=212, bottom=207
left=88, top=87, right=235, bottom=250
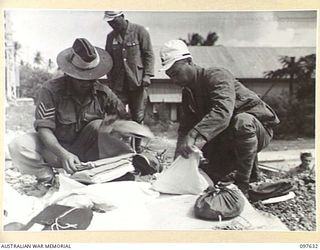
left=34, top=76, right=126, bottom=145
left=105, top=21, right=154, bottom=91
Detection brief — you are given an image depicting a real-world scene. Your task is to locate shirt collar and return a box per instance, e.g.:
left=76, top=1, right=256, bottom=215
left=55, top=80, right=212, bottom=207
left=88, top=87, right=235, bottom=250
left=126, top=21, right=134, bottom=32
left=114, top=21, right=133, bottom=43
left=184, top=64, right=201, bottom=91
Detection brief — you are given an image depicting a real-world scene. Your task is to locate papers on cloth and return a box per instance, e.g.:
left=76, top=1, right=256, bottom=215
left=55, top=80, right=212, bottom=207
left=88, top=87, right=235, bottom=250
left=71, top=153, right=135, bottom=184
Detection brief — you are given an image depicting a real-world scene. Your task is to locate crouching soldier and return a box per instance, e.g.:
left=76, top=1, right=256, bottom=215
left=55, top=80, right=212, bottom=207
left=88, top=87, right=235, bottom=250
left=159, top=40, right=280, bottom=197
left=9, top=38, right=134, bottom=185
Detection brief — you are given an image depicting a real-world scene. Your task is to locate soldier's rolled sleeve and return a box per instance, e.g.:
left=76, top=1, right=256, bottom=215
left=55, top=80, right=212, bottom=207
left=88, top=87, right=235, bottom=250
left=34, top=87, right=56, bottom=131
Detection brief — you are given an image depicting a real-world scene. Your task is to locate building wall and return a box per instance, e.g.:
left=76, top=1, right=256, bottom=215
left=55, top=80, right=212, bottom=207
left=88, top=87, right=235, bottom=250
left=100, top=78, right=292, bottom=122
left=149, top=78, right=291, bottom=99
left=145, top=78, right=292, bottom=121
left=145, top=103, right=179, bottom=122
left=240, top=79, right=290, bottom=99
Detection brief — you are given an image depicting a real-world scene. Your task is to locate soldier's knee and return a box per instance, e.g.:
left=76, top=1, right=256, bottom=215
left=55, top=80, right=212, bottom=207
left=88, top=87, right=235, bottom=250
left=8, top=136, right=24, bottom=158
left=231, top=113, right=256, bottom=137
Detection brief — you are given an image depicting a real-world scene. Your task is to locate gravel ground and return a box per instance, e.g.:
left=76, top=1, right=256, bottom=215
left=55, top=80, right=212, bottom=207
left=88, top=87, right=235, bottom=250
left=252, top=171, right=316, bottom=231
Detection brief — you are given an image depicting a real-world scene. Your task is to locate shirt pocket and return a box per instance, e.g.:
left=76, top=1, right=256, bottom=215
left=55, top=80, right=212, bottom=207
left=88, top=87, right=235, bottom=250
left=56, top=101, right=77, bottom=125
left=55, top=105, right=77, bottom=144
left=57, top=110, right=77, bottom=125
left=125, top=40, right=140, bottom=58
left=126, top=40, right=139, bottom=47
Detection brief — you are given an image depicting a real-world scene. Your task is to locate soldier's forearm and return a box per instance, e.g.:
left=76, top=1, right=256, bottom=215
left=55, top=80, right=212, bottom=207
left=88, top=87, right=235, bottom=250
left=38, top=128, right=70, bottom=158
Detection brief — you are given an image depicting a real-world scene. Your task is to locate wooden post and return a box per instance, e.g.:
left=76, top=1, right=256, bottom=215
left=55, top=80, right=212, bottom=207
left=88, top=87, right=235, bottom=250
left=170, top=104, right=178, bottom=121
left=289, top=56, right=295, bottom=106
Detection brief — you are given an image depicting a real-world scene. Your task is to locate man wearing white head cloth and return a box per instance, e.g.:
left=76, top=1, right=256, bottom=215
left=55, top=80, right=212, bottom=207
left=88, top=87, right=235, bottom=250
left=9, top=38, right=135, bottom=184
left=159, top=40, right=280, bottom=198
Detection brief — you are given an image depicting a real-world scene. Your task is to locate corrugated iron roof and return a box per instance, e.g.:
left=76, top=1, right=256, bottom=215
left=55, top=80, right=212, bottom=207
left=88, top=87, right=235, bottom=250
left=153, top=46, right=316, bottom=79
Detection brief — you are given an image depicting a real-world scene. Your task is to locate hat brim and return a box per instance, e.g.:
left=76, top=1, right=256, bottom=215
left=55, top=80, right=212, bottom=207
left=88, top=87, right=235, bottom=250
left=57, top=47, right=113, bottom=80
left=159, top=55, right=192, bottom=72
left=104, top=16, right=116, bottom=22
left=103, top=12, right=123, bottom=22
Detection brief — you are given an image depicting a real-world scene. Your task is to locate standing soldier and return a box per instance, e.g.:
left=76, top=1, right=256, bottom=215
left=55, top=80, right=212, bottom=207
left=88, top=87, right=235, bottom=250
left=104, top=11, right=155, bottom=153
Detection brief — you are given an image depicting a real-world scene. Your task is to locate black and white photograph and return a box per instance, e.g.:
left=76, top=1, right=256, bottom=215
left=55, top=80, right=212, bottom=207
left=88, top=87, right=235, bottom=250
left=3, top=9, right=317, bottom=233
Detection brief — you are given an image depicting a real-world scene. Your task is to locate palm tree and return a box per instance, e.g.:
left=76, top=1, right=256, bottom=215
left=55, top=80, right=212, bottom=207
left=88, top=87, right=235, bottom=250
left=264, top=56, right=296, bottom=104
left=264, top=54, right=316, bottom=136
left=188, top=33, right=205, bottom=46
left=203, top=32, right=219, bottom=46
left=33, top=51, right=43, bottom=67
left=47, top=58, right=54, bottom=71
left=264, top=54, right=315, bottom=103
left=13, top=41, right=21, bottom=61
left=181, top=32, right=219, bottom=46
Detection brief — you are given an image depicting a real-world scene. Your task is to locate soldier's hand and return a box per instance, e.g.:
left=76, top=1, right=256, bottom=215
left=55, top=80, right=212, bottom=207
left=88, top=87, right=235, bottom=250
left=59, top=151, right=81, bottom=174
left=99, top=115, right=119, bottom=133
left=177, top=134, right=196, bottom=159
left=142, top=75, right=151, bottom=87
left=173, top=150, right=180, bottom=160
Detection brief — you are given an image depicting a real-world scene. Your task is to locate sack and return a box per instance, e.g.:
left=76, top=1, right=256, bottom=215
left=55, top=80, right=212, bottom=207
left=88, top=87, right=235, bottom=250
left=248, top=180, right=294, bottom=202
left=152, top=149, right=209, bottom=195
left=23, top=204, right=93, bottom=231
left=194, top=185, right=245, bottom=221
left=71, top=153, right=135, bottom=184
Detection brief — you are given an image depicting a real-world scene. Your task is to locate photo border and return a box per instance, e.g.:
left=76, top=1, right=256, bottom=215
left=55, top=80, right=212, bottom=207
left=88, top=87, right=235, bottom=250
left=0, top=0, right=319, bottom=243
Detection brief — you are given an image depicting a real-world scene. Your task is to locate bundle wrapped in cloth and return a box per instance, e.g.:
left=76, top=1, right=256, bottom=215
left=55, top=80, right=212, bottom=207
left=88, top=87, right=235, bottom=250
left=152, top=147, right=209, bottom=195
left=194, top=184, right=245, bottom=221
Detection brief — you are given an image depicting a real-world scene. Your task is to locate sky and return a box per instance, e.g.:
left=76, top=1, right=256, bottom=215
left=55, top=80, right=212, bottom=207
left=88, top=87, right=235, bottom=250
left=5, top=10, right=318, bottom=68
